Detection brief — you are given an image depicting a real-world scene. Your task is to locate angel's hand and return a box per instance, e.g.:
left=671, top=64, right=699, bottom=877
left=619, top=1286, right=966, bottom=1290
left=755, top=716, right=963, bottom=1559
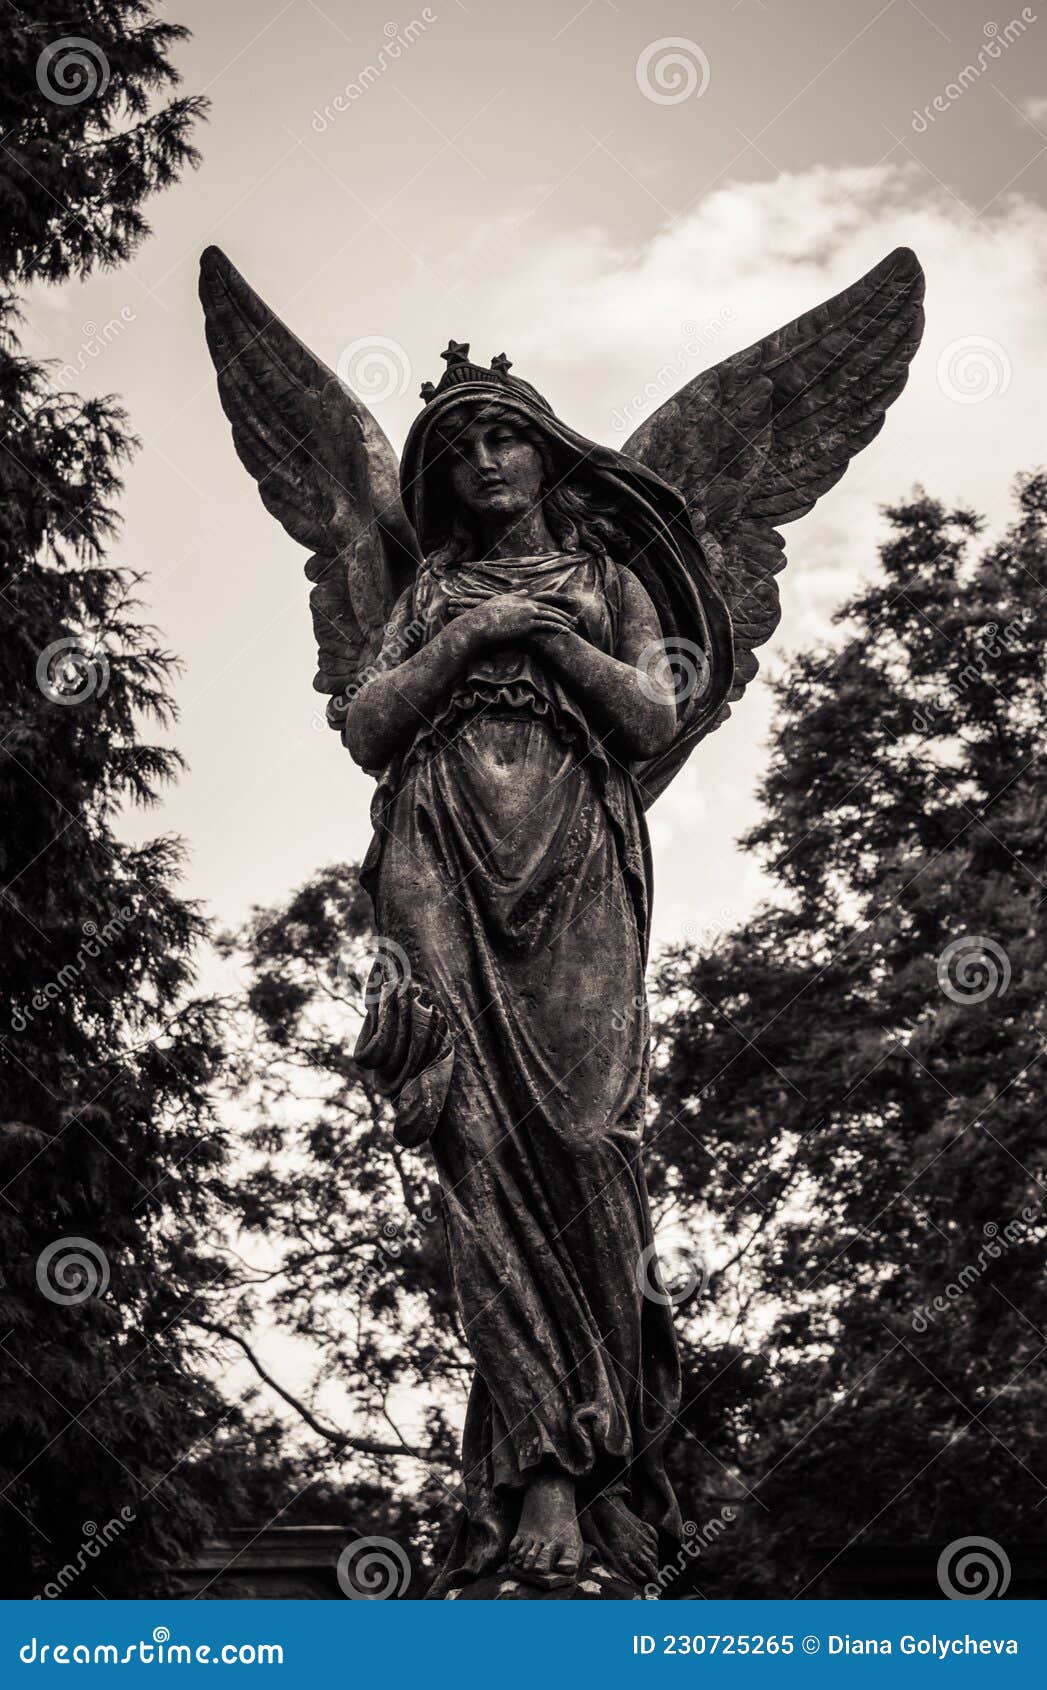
left=453, top=593, right=577, bottom=656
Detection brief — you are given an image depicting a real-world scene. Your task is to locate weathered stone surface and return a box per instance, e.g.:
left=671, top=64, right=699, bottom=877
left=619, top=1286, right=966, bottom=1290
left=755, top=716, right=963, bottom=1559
left=173, top=1526, right=348, bottom=1600
left=201, top=244, right=925, bottom=1596
left=445, top=1562, right=643, bottom=1601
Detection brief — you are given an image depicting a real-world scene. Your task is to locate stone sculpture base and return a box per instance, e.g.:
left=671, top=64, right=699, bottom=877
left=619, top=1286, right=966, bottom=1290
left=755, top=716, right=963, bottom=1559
left=173, top=1526, right=349, bottom=1598
left=445, top=1561, right=644, bottom=1601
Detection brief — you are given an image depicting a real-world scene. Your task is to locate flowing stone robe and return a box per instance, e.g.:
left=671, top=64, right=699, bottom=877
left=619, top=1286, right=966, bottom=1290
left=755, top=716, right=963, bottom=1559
left=355, top=550, right=682, bottom=1588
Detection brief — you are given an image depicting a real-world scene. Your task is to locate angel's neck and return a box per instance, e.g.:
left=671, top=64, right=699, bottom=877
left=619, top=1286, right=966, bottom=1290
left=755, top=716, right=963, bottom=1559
left=478, top=507, right=557, bottom=561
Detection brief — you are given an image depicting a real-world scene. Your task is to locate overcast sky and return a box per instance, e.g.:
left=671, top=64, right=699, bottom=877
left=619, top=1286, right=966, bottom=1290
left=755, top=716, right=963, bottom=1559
left=25, top=0, right=1047, bottom=955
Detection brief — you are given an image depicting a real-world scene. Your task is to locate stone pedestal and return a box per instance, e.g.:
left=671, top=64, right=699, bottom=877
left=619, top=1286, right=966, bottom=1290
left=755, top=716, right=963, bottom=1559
left=446, top=1561, right=643, bottom=1600
left=173, top=1526, right=350, bottom=1599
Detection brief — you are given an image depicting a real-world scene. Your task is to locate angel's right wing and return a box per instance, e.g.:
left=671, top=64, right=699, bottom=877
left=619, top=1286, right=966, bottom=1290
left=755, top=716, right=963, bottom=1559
left=198, top=246, right=422, bottom=724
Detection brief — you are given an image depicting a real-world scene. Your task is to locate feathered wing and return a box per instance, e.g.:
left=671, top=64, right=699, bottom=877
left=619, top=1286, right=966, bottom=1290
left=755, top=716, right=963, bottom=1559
left=198, top=246, right=421, bottom=723
left=624, top=245, right=925, bottom=755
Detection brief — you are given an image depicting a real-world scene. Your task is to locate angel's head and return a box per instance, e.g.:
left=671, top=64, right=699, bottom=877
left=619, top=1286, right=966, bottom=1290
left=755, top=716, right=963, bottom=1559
left=440, top=406, right=545, bottom=523
left=424, top=401, right=627, bottom=568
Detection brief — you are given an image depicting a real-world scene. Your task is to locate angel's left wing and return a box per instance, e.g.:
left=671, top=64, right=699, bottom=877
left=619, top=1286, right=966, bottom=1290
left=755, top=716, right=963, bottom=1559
left=198, top=246, right=422, bottom=726
left=624, top=246, right=924, bottom=795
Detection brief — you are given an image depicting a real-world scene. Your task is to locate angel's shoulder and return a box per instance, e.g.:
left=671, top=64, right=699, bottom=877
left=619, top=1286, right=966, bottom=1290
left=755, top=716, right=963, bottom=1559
left=609, top=558, right=658, bottom=618
left=376, top=562, right=445, bottom=659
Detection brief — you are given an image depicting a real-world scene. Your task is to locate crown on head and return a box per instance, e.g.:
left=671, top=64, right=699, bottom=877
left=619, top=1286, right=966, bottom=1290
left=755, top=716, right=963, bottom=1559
left=419, top=340, right=516, bottom=404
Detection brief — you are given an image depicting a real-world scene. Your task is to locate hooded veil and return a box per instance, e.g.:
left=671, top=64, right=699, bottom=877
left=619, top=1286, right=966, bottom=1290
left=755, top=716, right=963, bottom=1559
left=398, top=358, right=736, bottom=808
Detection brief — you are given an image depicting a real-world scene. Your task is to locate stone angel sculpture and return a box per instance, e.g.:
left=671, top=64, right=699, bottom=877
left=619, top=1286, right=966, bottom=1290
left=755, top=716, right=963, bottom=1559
left=199, top=244, right=924, bottom=1597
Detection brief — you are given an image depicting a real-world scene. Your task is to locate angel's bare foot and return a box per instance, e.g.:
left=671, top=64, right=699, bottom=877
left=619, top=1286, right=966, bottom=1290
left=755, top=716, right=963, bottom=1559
left=585, top=1493, right=659, bottom=1584
left=508, top=1474, right=583, bottom=1589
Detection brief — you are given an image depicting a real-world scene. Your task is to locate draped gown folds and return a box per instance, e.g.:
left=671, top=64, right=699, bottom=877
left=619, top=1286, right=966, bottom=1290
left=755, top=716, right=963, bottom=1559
left=355, top=550, right=683, bottom=1588
left=199, top=240, right=927, bottom=1596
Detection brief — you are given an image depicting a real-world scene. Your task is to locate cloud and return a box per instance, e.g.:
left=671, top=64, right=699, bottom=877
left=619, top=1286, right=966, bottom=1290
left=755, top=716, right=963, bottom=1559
left=442, top=163, right=1047, bottom=942
left=472, top=161, right=1045, bottom=544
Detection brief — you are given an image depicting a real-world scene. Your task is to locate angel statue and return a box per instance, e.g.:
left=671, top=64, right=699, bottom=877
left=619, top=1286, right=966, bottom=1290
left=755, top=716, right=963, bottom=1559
left=199, top=244, right=924, bottom=1597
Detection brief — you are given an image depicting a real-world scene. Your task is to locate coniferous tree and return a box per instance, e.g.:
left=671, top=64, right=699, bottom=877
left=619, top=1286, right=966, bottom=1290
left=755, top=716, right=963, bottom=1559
left=0, top=2, right=256, bottom=1598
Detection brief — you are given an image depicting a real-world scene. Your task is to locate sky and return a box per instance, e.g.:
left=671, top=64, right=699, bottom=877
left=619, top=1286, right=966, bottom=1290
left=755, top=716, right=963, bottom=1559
left=24, top=0, right=1047, bottom=962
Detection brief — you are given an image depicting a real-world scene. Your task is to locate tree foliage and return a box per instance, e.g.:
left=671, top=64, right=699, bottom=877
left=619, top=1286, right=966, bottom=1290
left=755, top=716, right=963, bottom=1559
left=225, top=479, right=1047, bottom=1597
left=0, top=1, right=264, bottom=1598
left=650, top=476, right=1047, bottom=1594
left=2, top=1, right=205, bottom=283
left=214, top=870, right=462, bottom=1584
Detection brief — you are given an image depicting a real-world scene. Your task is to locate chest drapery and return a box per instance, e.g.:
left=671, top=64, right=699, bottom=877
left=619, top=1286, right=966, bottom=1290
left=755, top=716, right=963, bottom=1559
left=357, top=550, right=652, bottom=1137
left=408, top=550, right=619, bottom=765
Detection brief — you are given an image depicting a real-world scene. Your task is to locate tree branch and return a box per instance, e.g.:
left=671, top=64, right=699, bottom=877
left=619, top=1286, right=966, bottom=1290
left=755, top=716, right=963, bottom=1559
left=197, top=1320, right=453, bottom=1466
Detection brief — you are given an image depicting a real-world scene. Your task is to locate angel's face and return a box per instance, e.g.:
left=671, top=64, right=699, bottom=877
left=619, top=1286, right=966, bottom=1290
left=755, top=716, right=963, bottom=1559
left=442, top=415, right=545, bottom=520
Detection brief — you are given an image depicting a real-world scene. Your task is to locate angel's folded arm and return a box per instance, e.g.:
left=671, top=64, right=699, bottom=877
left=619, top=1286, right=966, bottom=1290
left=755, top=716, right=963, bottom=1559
left=344, top=615, right=473, bottom=772
left=531, top=566, right=677, bottom=761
